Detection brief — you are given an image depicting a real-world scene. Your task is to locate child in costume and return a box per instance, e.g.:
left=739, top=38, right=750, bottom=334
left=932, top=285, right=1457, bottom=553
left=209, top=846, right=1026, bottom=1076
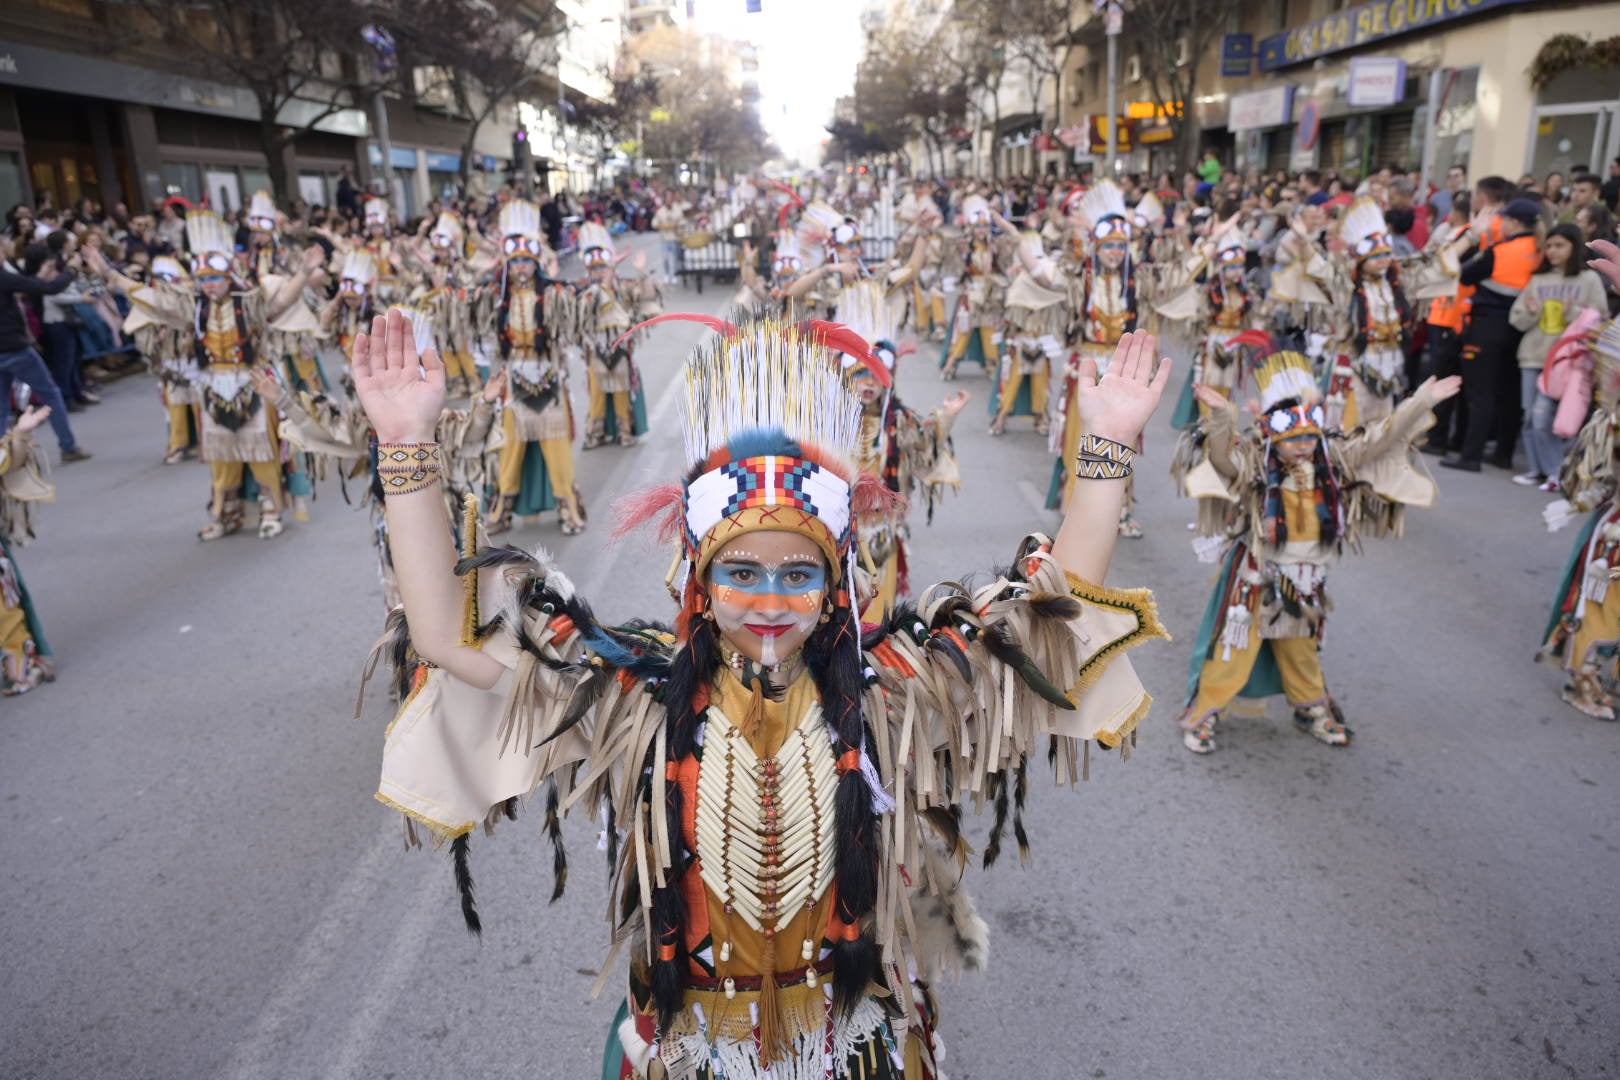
left=0, top=405, right=56, bottom=695
left=1172, top=341, right=1460, bottom=753
left=119, top=252, right=200, bottom=463
left=575, top=221, right=658, bottom=450
left=352, top=307, right=1172, bottom=1080
left=479, top=198, right=586, bottom=537
left=939, top=194, right=1010, bottom=381
left=1323, top=198, right=1413, bottom=430
left=991, top=224, right=1063, bottom=438
left=404, top=210, right=493, bottom=399
left=1048, top=181, right=1147, bottom=538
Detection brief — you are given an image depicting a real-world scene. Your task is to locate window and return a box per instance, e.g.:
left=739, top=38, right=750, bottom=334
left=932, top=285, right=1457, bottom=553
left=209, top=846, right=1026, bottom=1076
left=1125, top=54, right=1141, bottom=83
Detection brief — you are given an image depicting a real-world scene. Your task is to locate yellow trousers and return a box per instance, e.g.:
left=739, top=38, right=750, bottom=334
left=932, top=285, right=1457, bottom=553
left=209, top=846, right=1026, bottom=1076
left=496, top=409, right=577, bottom=507
left=911, top=286, right=946, bottom=334
left=287, top=353, right=324, bottom=390
left=1567, top=586, right=1620, bottom=674
left=167, top=403, right=195, bottom=454
left=947, top=325, right=998, bottom=365
left=995, top=366, right=1049, bottom=420
left=587, top=380, right=632, bottom=431
left=1191, top=633, right=1329, bottom=718
left=210, top=460, right=284, bottom=516
left=860, top=549, right=901, bottom=626
left=443, top=348, right=481, bottom=388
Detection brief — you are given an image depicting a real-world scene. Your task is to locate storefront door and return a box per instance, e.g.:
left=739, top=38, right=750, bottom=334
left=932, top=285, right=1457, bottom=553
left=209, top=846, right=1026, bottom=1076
left=1528, top=105, right=1617, bottom=177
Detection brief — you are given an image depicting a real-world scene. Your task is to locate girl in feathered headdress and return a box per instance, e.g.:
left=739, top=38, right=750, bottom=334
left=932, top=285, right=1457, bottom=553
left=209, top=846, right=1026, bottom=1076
left=938, top=193, right=1013, bottom=380
left=1172, top=332, right=1460, bottom=754
left=402, top=209, right=496, bottom=399
left=84, top=208, right=326, bottom=539
left=350, top=308, right=1171, bottom=1080
left=1322, top=197, right=1413, bottom=429
left=575, top=219, right=659, bottom=450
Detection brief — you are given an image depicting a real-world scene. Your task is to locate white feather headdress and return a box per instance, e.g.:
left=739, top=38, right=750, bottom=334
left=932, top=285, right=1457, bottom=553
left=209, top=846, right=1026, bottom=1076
left=185, top=209, right=233, bottom=258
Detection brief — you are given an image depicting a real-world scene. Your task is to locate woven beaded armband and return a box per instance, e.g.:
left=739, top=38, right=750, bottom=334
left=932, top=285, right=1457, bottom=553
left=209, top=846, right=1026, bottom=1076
left=1074, top=433, right=1136, bottom=480
left=377, top=442, right=444, bottom=496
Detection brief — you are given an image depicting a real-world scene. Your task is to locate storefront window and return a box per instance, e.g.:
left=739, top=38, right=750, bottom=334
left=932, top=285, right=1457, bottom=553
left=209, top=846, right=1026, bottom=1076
left=0, top=151, right=24, bottom=214
left=1430, top=66, right=1479, bottom=177
left=1528, top=69, right=1620, bottom=177
left=241, top=168, right=272, bottom=199
left=161, top=161, right=201, bottom=202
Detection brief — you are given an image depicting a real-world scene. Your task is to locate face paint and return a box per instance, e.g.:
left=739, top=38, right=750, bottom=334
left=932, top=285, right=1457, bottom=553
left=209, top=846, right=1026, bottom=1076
left=1276, top=436, right=1316, bottom=463
left=708, top=548, right=828, bottom=667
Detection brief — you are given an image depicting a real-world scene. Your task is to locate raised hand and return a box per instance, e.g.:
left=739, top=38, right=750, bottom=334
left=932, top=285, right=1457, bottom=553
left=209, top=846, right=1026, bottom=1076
left=1192, top=382, right=1236, bottom=415
left=351, top=308, right=446, bottom=443
left=1074, top=331, right=1173, bottom=447
left=480, top=365, right=509, bottom=404
left=249, top=366, right=283, bottom=402
left=302, top=243, right=326, bottom=272
left=1589, top=239, right=1620, bottom=293
left=940, top=389, right=971, bottom=416
left=1415, top=374, right=1463, bottom=403
left=15, top=405, right=51, bottom=435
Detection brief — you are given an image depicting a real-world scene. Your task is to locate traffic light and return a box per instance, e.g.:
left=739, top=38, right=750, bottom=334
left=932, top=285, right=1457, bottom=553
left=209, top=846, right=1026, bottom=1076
left=512, top=130, right=533, bottom=195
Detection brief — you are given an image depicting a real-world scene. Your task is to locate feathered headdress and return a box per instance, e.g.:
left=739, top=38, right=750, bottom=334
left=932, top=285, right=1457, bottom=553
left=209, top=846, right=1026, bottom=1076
left=185, top=209, right=235, bottom=275
left=1236, top=330, right=1325, bottom=438
left=1133, top=192, right=1165, bottom=230
left=1215, top=230, right=1246, bottom=265
left=1339, top=197, right=1391, bottom=261
left=797, top=199, right=854, bottom=258
left=150, top=254, right=189, bottom=283
left=339, top=249, right=376, bottom=286
left=498, top=198, right=544, bottom=259
left=364, top=196, right=390, bottom=227
left=833, top=280, right=903, bottom=378
left=429, top=211, right=464, bottom=251
left=960, top=194, right=992, bottom=227
left=1078, top=180, right=1130, bottom=242
left=578, top=220, right=614, bottom=267
left=247, top=190, right=277, bottom=233
left=770, top=229, right=803, bottom=277
left=395, top=304, right=438, bottom=356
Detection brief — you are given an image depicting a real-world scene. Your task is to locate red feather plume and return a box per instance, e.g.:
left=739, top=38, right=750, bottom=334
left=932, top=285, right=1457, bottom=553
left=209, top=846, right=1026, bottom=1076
left=613, top=312, right=742, bottom=353
left=1228, top=329, right=1277, bottom=356
left=611, top=483, right=686, bottom=546
left=795, top=320, right=891, bottom=387
left=853, top=472, right=908, bottom=518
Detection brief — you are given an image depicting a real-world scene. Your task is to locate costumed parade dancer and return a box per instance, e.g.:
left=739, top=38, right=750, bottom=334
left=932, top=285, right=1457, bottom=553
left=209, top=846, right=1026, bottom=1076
left=117, top=248, right=200, bottom=463
left=481, top=197, right=586, bottom=537
left=405, top=209, right=491, bottom=399
left=990, top=216, right=1061, bottom=438
left=352, top=306, right=1171, bottom=1080
left=0, top=405, right=56, bottom=695
left=1322, top=198, right=1413, bottom=430
left=833, top=281, right=968, bottom=623
left=1171, top=339, right=1461, bottom=753
left=1159, top=221, right=1258, bottom=431
left=87, top=210, right=323, bottom=539
left=576, top=221, right=658, bottom=450
left=939, top=194, right=1009, bottom=381
left=264, top=306, right=502, bottom=611
left=242, top=190, right=330, bottom=393
left=895, top=182, right=948, bottom=342
left=1048, top=181, right=1147, bottom=539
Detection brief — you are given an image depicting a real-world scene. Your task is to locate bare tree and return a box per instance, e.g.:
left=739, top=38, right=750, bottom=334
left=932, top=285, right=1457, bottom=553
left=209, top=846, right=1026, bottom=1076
left=104, top=0, right=380, bottom=202
left=391, top=0, right=567, bottom=189
left=1127, top=0, right=1242, bottom=168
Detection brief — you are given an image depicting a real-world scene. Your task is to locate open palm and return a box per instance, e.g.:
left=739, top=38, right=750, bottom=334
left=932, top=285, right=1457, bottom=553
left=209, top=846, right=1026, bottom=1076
left=351, top=309, right=447, bottom=443
left=1075, top=330, right=1173, bottom=447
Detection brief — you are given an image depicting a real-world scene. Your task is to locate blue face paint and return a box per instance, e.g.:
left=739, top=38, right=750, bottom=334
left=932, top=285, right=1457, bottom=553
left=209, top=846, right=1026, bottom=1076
left=709, top=559, right=828, bottom=598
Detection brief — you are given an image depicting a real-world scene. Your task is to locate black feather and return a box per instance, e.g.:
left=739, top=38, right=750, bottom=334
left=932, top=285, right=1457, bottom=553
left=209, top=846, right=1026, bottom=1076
left=982, top=772, right=1009, bottom=870
left=1012, top=756, right=1030, bottom=862
left=921, top=805, right=969, bottom=867
left=537, top=665, right=610, bottom=748
left=451, top=833, right=481, bottom=936
left=1027, top=594, right=1083, bottom=621
left=544, top=777, right=568, bottom=903
left=980, top=621, right=1075, bottom=710
left=925, top=632, right=974, bottom=686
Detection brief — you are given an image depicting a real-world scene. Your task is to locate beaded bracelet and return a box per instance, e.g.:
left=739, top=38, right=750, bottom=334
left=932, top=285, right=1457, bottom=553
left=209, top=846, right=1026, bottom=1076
left=377, top=442, right=443, bottom=496
left=1074, top=433, right=1137, bottom=480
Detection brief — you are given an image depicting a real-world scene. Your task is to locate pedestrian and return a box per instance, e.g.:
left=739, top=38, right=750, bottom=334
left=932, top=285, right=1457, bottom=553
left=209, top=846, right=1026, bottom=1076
left=1431, top=163, right=1467, bottom=220
left=0, top=235, right=90, bottom=463
left=25, top=241, right=96, bottom=411
left=1198, top=149, right=1223, bottom=185
left=1442, top=196, right=1543, bottom=473
left=351, top=306, right=1167, bottom=1078
left=1508, top=223, right=1606, bottom=488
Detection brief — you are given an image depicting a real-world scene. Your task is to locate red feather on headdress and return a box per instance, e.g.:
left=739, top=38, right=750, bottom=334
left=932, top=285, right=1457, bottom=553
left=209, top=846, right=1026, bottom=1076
left=611, top=483, right=686, bottom=546
left=853, top=472, right=908, bottom=518
left=613, top=312, right=742, bottom=352
left=1228, top=329, right=1277, bottom=357
left=796, top=320, right=890, bottom=387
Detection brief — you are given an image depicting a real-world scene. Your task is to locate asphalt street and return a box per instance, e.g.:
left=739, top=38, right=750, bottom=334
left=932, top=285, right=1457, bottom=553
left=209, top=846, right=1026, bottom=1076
left=2, top=238, right=1617, bottom=1080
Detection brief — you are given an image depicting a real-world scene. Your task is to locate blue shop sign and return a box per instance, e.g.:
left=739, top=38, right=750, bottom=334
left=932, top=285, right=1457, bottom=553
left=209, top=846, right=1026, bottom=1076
left=1221, top=34, right=1254, bottom=78
left=367, top=144, right=420, bottom=169
left=425, top=151, right=462, bottom=173
left=1259, top=0, right=1532, bottom=71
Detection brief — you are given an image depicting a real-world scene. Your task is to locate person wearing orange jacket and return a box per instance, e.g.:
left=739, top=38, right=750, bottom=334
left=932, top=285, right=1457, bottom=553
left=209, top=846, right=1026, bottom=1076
left=1442, top=198, right=1543, bottom=472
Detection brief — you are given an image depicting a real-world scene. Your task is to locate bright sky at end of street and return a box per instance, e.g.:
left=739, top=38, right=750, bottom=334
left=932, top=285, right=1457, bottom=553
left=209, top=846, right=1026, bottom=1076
left=709, top=0, right=867, bottom=166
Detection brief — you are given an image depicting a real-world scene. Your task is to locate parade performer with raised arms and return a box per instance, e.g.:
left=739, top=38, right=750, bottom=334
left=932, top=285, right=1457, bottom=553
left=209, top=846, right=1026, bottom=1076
left=0, top=405, right=57, bottom=695
left=1172, top=338, right=1460, bottom=753
left=351, top=304, right=1171, bottom=1080
left=576, top=220, right=659, bottom=450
